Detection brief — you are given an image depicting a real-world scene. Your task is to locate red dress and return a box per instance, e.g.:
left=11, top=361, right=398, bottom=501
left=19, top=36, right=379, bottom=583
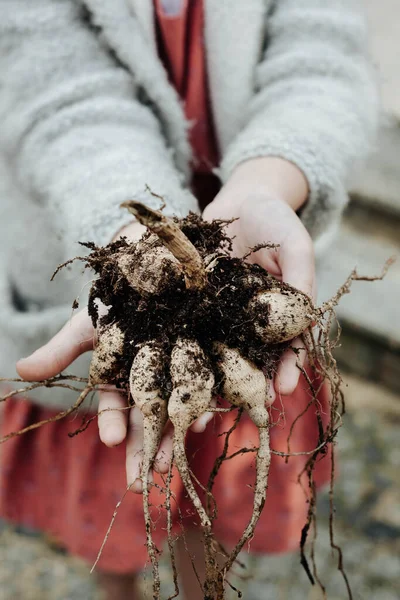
left=0, top=0, right=331, bottom=574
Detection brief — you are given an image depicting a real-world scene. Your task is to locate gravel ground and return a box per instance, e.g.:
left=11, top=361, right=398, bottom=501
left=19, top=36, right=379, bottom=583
left=1, top=374, right=399, bottom=600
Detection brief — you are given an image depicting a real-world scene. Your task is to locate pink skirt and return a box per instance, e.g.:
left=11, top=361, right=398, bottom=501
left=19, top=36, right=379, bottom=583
left=0, top=372, right=331, bottom=574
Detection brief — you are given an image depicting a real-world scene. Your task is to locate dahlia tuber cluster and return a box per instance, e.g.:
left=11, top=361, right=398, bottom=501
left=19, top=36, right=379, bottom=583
left=1, top=199, right=393, bottom=600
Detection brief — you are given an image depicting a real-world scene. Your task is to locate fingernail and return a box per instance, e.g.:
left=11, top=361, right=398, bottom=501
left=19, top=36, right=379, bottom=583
left=128, top=478, right=143, bottom=494
left=18, top=351, right=38, bottom=363
left=102, top=426, right=124, bottom=447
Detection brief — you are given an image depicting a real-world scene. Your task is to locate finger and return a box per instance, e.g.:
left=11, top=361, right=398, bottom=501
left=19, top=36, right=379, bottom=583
left=126, top=405, right=145, bottom=494
left=98, top=388, right=128, bottom=447
left=280, top=241, right=316, bottom=301
left=190, top=396, right=217, bottom=433
left=154, top=422, right=174, bottom=474
left=275, top=337, right=306, bottom=396
left=17, top=309, right=94, bottom=381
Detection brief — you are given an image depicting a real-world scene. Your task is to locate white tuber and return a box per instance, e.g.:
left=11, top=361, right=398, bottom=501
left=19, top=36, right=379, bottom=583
left=250, top=288, right=313, bottom=343
left=129, top=343, right=168, bottom=482
left=168, top=338, right=218, bottom=592
left=214, top=343, right=271, bottom=576
left=168, top=339, right=214, bottom=521
left=89, top=323, right=125, bottom=385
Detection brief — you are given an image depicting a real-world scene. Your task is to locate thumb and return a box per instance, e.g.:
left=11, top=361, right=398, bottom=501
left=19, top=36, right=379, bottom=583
left=17, top=309, right=94, bottom=381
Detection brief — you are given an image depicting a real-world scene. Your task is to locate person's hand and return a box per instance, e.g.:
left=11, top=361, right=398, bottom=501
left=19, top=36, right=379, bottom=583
left=203, top=157, right=315, bottom=397
left=16, top=220, right=211, bottom=494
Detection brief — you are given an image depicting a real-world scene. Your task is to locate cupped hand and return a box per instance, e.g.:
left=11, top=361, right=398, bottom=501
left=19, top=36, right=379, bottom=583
left=203, top=157, right=315, bottom=396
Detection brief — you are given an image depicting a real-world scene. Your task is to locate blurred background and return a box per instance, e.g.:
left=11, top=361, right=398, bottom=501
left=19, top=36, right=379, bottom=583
left=1, top=1, right=399, bottom=598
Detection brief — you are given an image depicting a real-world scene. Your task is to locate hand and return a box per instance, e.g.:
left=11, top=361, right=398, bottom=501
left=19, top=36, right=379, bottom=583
left=203, top=157, right=315, bottom=396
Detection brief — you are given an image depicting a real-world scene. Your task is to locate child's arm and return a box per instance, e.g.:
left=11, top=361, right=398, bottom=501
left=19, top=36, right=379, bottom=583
left=219, top=0, right=378, bottom=254
left=0, top=1, right=196, bottom=258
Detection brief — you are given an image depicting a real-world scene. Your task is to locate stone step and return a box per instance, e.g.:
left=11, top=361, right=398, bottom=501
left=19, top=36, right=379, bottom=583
left=317, top=218, right=400, bottom=393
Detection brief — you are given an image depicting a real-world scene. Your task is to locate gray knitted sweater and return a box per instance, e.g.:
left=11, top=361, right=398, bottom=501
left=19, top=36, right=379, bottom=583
left=0, top=0, right=378, bottom=410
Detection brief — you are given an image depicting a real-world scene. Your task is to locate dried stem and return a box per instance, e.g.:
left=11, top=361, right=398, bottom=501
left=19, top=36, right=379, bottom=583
left=120, top=200, right=207, bottom=289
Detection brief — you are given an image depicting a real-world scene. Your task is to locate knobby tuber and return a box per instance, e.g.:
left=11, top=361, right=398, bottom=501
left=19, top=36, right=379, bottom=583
left=0, top=199, right=394, bottom=600
left=214, top=344, right=271, bottom=579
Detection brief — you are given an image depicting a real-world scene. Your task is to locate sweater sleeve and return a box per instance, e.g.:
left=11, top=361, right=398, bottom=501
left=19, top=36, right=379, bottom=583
left=219, top=0, right=379, bottom=249
left=0, top=1, right=197, bottom=257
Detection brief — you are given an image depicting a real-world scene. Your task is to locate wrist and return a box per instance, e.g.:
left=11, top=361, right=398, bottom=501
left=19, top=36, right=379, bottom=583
left=223, top=157, right=309, bottom=212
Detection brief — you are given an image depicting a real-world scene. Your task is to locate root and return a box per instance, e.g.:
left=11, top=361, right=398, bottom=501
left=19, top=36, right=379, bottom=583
left=222, top=427, right=270, bottom=578
left=142, top=477, right=161, bottom=600
left=141, top=429, right=163, bottom=600
left=318, top=257, right=395, bottom=315
left=173, top=440, right=211, bottom=531
left=68, top=405, right=130, bottom=438
left=165, top=458, right=180, bottom=600
left=91, top=484, right=132, bottom=573
left=329, top=449, right=353, bottom=600
left=207, top=409, right=243, bottom=519
left=0, top=385, right=93, bottom=443
left=50, top=256, right=88, bottom=281
left=0, top=374, right=88, bottom=402
left=173, top=435, right=219, bottom=596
